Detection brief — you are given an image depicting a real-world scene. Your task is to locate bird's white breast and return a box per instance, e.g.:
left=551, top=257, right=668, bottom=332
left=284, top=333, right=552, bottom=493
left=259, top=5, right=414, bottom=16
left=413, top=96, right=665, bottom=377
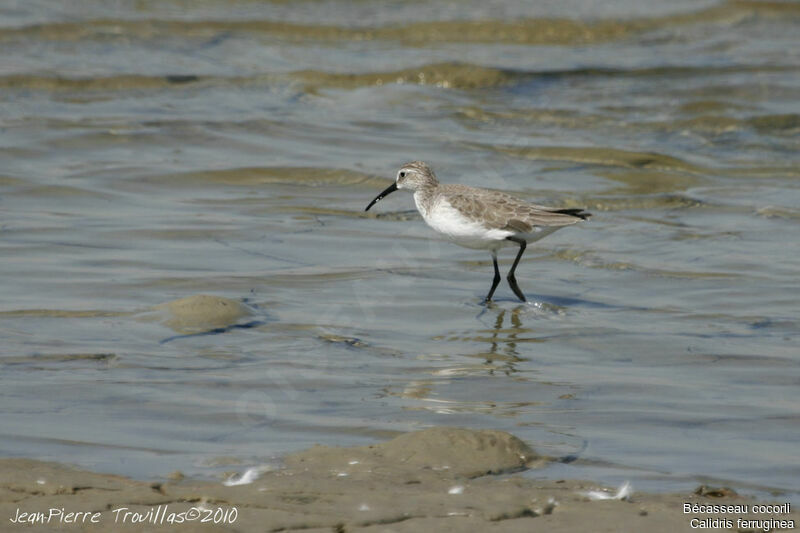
left=414, top=194, right=513, bottom=250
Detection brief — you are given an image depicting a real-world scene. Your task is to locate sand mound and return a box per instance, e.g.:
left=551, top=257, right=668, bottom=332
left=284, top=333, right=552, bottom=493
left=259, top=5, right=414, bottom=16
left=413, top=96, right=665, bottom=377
left=288, top=427, right=538, bottom=479
left=155, top=294, right=253, bottom=334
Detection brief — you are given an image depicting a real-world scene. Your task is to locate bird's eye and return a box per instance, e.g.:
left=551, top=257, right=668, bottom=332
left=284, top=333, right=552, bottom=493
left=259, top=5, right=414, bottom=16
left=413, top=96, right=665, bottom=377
left=399, top=171, right=406, bottom=178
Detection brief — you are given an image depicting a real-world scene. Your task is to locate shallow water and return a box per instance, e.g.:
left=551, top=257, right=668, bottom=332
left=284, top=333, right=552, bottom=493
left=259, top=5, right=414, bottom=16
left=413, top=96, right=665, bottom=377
left=1, top=0, right=799, bottom=501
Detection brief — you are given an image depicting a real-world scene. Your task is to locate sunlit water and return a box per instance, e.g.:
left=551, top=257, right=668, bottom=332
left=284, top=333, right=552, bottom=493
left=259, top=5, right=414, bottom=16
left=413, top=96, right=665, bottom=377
left=1, top=0, right=798, bottom=501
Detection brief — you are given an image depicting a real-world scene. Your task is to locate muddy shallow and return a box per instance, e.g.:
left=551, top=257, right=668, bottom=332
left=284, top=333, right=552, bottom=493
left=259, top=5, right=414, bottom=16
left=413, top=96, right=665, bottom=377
left=3, top=427, right=795, bottom=532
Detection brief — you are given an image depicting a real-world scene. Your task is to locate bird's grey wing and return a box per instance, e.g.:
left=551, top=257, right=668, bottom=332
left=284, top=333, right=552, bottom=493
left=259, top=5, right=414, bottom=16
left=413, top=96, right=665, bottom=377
left=503, top=218, right=533, bottom=233
left=442, top=188, right=521, bottom=231
left=444, top=186, right=587, bottom=231
left=515, top=203, right=590, bottom=228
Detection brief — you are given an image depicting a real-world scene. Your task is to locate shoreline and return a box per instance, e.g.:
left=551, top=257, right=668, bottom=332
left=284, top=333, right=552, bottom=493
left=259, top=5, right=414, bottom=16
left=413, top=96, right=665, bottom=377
left=2, top=427, right=796, bottom=532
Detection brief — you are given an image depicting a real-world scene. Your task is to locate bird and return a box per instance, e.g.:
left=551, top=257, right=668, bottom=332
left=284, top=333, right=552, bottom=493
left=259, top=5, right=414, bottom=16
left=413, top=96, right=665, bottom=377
left=365, top=161, right=590, bottom=303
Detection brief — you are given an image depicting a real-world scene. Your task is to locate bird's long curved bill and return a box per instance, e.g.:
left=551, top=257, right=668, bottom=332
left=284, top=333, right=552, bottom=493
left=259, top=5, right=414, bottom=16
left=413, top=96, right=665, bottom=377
left=365, top=182, right=398, bottom=211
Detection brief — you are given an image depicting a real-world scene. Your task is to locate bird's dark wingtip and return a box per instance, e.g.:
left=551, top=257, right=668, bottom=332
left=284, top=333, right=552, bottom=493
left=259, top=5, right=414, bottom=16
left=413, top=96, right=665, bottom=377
left=554, top=208, right=591, bottom=220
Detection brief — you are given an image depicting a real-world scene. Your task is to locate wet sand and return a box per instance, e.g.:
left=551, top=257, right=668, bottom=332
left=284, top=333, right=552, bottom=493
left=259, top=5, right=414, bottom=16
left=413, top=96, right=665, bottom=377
left=2, top=428, right=795, bottom=532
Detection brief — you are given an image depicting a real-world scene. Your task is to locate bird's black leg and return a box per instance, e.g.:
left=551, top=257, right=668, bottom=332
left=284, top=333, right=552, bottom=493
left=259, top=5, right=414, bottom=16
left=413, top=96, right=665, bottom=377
left=484, top=251, right=501, bottom=303
left=505, top=237, right=527, bottom=302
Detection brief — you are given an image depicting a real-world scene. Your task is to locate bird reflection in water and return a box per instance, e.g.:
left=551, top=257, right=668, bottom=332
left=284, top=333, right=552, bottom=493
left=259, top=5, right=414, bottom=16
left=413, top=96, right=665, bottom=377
left=390, top=304, right=545, bottom=415
left=473, top=305, right=533, bottom=376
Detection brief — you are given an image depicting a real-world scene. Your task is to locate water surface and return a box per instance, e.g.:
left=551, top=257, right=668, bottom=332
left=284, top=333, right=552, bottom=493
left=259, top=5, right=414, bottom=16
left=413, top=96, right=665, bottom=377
left=1, top=0, right=798, bottom=500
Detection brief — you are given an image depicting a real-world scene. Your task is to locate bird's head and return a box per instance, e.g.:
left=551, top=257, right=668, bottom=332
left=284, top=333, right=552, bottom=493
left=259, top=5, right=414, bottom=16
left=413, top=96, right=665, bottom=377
left=365, top=161, right=438, bottom=211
